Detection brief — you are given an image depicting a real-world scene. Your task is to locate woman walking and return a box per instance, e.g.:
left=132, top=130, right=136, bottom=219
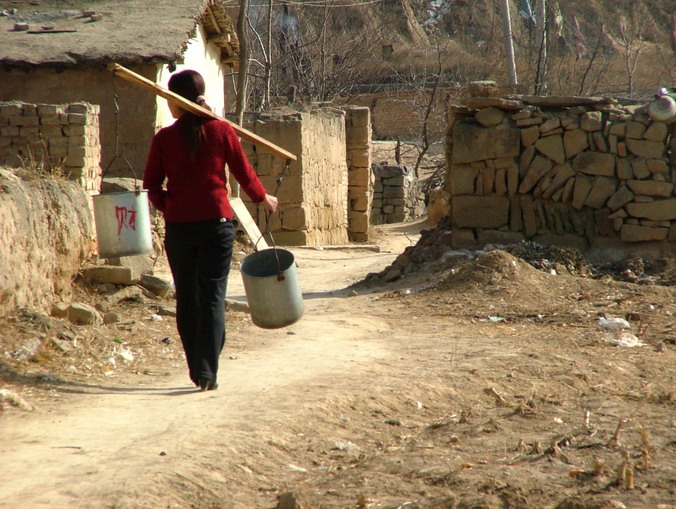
left=143, top=70, right=278, bottom=391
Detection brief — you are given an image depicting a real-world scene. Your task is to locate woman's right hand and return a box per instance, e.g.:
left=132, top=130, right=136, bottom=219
left=261, top=194, right=278, bottom=214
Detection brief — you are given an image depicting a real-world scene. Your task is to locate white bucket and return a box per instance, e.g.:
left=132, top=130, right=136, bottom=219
left=92, top=190, right=153, bottom=258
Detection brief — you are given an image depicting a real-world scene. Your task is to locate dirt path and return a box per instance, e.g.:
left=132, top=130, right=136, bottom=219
left=2, top=220, right=676, bottom=509
left=0, top=223, right=421, bottom=508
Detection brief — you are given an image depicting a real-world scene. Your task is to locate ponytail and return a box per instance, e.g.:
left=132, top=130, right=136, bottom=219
left=168, top=70, right=208, bottom=157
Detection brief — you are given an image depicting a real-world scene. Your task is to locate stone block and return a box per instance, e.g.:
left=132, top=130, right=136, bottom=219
left=534, top=134, right=565, bottom=163
left=646, top=159, right=669, bottom=175
left=519, top=145, right=536, bottom=175
left=631, top=159, right=651, bottom=180
left=625, top=121, right=646, bottom=139
left=82, top=265, right=137, bottom=285
left=608, top=122, right=626, bottom=137
left=10, top=116, right=39, bottom=127
left=581, top=111, right=603, bottom=131
left=520, top=125, right=539, bottom=146
left=348, top=211, right=369, bottom=232
left=626, top=139, right=664, bottom=158
left=495, top=168, right=507, bottom=195
left=584, top=177, right=617, bottom=209
left=592, top=131, right=608, bottom=152
left=573, top=151, right=615, bottom=177
left=482, top=167, right=495, bottom=194
left=468, top=81, right=500, bottom=97
left=509, top=196, right=522, bottom=231
left=507, top=165, right=519, bottom=196
left=349, top=149, right=370, bottom=169
left=518, top=155, right=553, bottom=193
left=561, top=178, right=575, bottom=203
left=68, top=302, right=103, bottom=326
left=383, top=186, right=405, bottom=199
left=572, top=176, right=593, bottom=210
left=620, top=224, right=668, bottom=242
left=349, top=107, right=370, bottom=128
left=626, top=180, right=674, bottom=198
left=516, top=117, right=542, bottom=127
left=563, top=129, right=588, bottom=158
left=626, top=199, right=676, bottom=221
left=350, top=195, right=370, bottom=212
left=449, top=165, right=478, bottom=195
left=476, top=107, right=505, bottom=127
left=270, top=230, right=308, bottom=246
left=542, top=163, right=575, bottom=199
left=539, top=116, right=561, bottom=134
left=643, top=122, right=667, bottom=142
left=383, top=175, right=405, bottom=187
left=594, top=208, right=615, bottom=236
left=451, top=229, right=478, bottom=249
left=452, top=196, right=510, bottom=228
left=452, top=123, right=520, bottom=164
left=607, top=185, right=634, bottom=211
left=282, top=207, right=307, bottom=230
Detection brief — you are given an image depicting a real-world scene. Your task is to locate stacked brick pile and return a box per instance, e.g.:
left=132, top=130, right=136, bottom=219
left=0, top=101, right=101, bottom=194
left=371, top=163, right=424, bottom=225
left=344, top=107, right=372, bottom=242
left=445, top=88, right=676, bottom=256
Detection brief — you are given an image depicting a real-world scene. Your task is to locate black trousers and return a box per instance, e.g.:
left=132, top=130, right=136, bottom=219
left=164, top=218, right=234, bottom=384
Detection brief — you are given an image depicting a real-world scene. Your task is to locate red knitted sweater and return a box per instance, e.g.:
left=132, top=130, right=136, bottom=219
left=143, top=117, right=267, bottom=222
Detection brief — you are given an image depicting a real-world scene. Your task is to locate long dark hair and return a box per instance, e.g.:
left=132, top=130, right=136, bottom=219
left=168, top=70, right=207, bottom=157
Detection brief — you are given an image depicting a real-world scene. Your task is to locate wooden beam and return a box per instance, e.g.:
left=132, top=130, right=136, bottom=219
left=230, top=197, right=269, bottom=250
left=206, top=6, right=222, bottom=34
left=107, top=63, right=297, bottom=162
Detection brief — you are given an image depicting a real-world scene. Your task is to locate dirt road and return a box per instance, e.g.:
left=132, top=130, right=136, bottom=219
left=2, top=221, right=675, bottom=509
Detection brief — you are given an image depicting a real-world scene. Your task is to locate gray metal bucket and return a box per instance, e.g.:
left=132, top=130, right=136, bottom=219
left=92, top=190, right=153, bottom=258
left=240, top=248, right=304, bottom=329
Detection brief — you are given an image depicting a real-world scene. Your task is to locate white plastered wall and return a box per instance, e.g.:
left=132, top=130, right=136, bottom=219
left=155, top=24, right=226, bottom=129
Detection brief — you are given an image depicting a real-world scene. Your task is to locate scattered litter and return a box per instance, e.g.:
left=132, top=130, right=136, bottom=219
left=0, top=389, right=34, bottom=411
left=487, top=316, right=505, bottom=323
left=160, top=337, right=171, bottom=344
left=597, top=317, right=630, bottom=330
left=148, top=313, right=163, bottom=321
left=331, top=441, right=359, bottom=451
left=338, top=414, right=350, bottom=422
left=385, top=419, right=401, bottom=426
left=116, top=347, right=134, bottom=362
left=284, top=464, right=308, bottom=473
left=606, top=332, right=644, bottom=348
left=107, top=355, right=116, bottom=367
left=159, top=451, right=167, bottom=456
left=416, top=401, right=424, bottom=410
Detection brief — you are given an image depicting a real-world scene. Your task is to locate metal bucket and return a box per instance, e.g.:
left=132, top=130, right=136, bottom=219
left=92, top=190, right=153, bottom=258
left=240, top=248, right=304, bottom=329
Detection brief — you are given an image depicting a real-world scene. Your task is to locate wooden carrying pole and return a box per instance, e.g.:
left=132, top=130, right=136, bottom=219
left=106, top=63, right=296, bottom=162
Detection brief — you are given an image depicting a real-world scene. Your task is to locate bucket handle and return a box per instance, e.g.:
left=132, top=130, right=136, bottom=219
left=99, top=154, right=142, bottom=195
left=252, top=158, right=293, bottom=281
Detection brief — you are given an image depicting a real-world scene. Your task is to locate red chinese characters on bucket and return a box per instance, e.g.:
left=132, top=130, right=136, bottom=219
left=115, top=206, right=137, bottom=235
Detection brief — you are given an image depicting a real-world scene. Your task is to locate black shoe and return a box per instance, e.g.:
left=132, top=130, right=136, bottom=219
left=198, top=378, right=218, bottom=391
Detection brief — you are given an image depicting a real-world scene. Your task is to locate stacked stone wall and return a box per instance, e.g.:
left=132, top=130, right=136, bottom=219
left=371, top=164, right=425, bottom=225
left=445, top=93, right=676, bottom=261
left=242, top=110, right=349, bottom=246
left=0, top=101, right=101, bottom=194
left=344, top=107, right=372, bottom=242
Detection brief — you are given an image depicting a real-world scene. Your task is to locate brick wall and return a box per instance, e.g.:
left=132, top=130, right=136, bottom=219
left=0, top=101, right=101, bottom=194
left=444, top=90, right=676, bottom=261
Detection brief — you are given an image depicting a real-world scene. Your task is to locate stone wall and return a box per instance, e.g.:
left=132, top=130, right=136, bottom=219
left=0, top=101, right=101, bottom=194
left=0, top=65, right=158, bottom=180
left=241, top=110, right=349, bottom=246
left=344, top=107, right=372, bottom=242
left=371, top=164, right=424, bottom=225
left=445, top=92, right=676, bottom=261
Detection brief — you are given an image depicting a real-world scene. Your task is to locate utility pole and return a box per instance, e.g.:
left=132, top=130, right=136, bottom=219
left=535, top=0, right=547, bottom=94
left=500, top=0, right=518, bottom=87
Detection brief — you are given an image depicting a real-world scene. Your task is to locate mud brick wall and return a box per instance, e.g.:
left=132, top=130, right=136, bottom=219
left=445, top=94, right=676, bottom=261
left=371, top=164, right=424, bottom=225
left=242, top=110, right=349, bottom=246
left=0, top=101, right=101, bottom=194
left=344, top=107, right=372, bottom=242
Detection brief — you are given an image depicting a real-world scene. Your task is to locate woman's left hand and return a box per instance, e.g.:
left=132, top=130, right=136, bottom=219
left=261, top=194, right=278, bottom=214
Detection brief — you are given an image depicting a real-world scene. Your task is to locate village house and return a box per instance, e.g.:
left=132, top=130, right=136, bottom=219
left=0, top=0, right=239, bottom=178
